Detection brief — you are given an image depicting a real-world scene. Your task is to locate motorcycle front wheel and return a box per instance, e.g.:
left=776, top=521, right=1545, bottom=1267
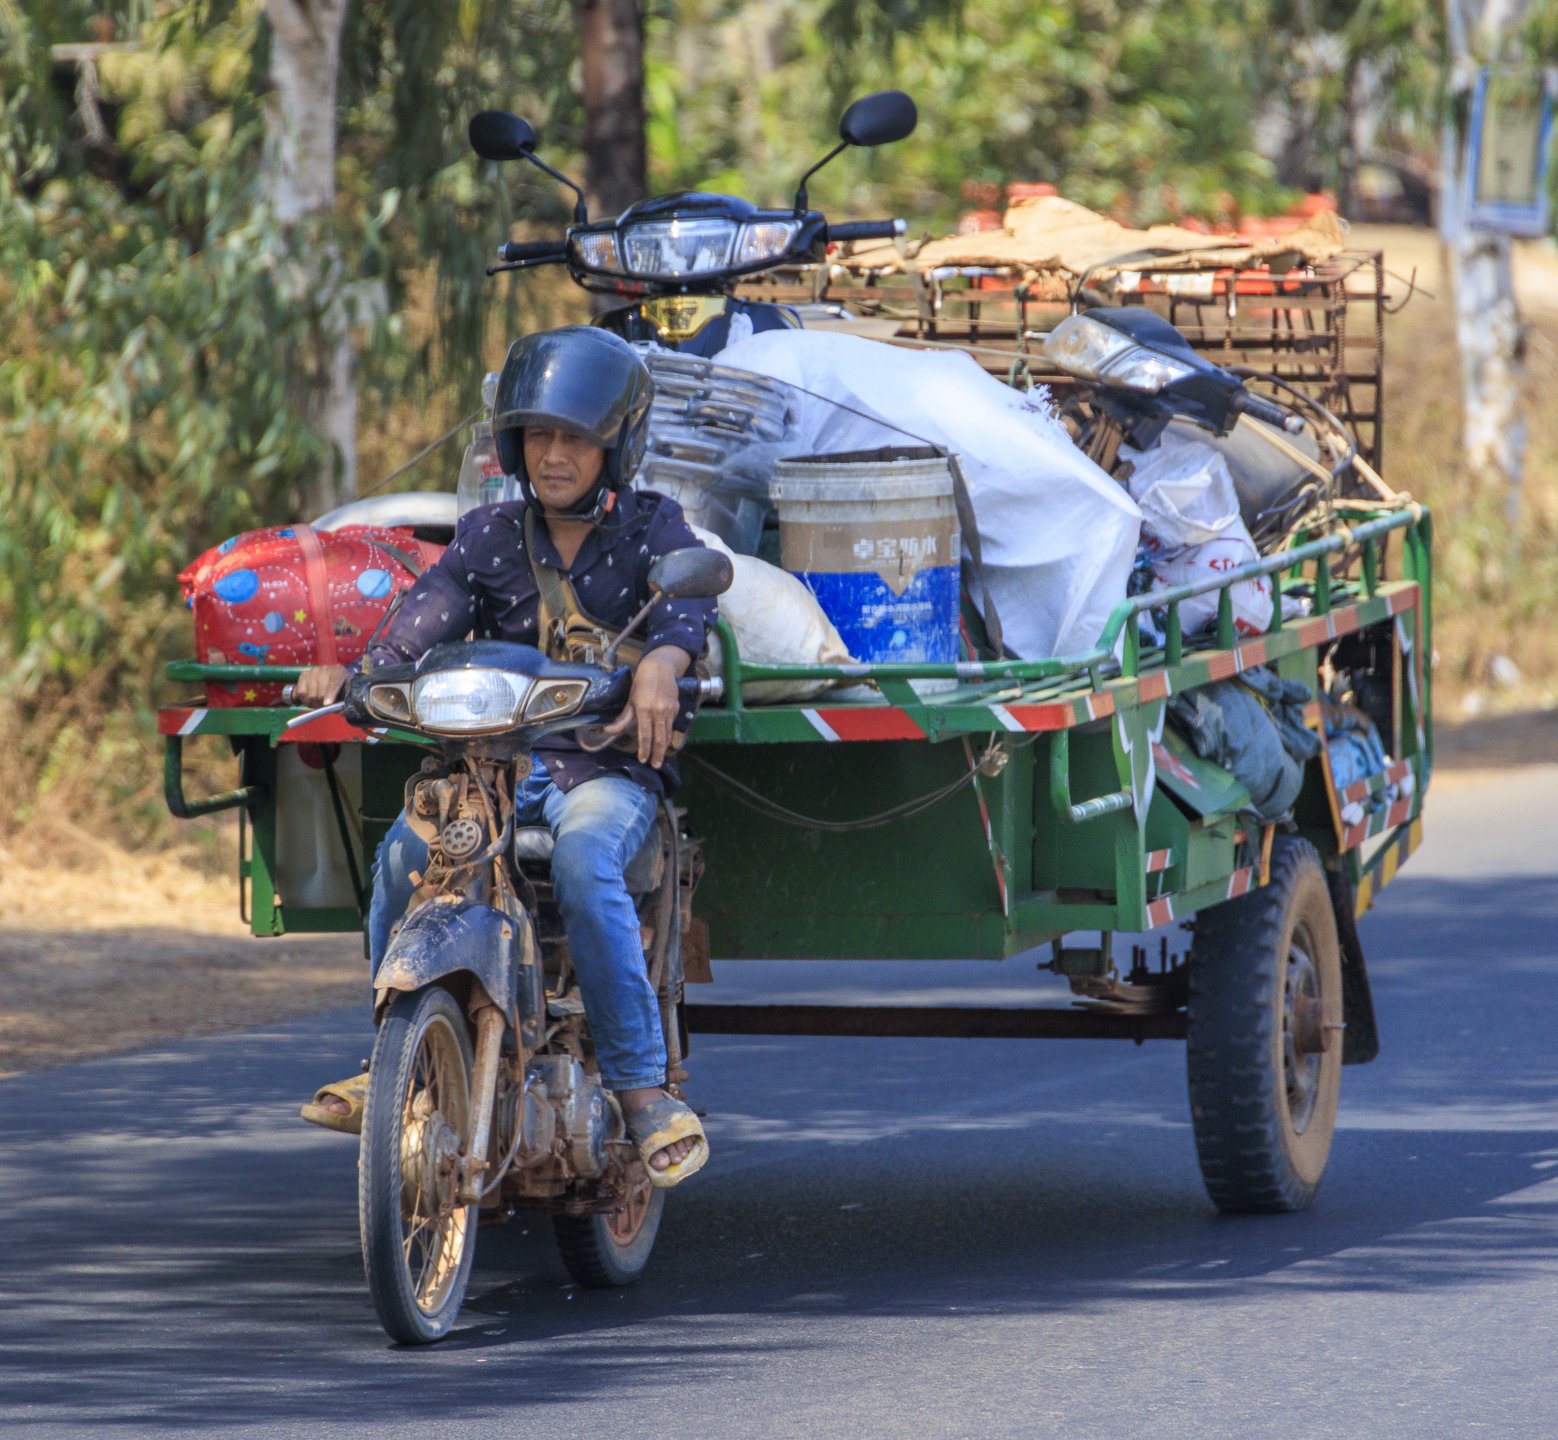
left=359, top=986, right=478, bottom=1344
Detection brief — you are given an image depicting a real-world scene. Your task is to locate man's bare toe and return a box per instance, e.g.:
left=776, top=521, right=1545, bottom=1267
left=649, top=1137, right=693, bottom=1171
left=318, top=1094, right=351, bottom=1118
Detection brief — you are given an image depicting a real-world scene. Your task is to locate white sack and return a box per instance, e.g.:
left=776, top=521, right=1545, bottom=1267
left=712, top=331, right=1141, bottom=660
left=1151, top=535, right=1274, bottom=637
left=1121, top=433, right=1272, bottom=637
left=1121, top=434, right=1241, bottom=550
left=692, top=526, right=854, bottom=702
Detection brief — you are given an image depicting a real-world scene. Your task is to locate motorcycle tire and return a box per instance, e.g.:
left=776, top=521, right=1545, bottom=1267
left=359, top=985, right=478, bottom=1344
left=553, top=1180, right=665, bottom=1288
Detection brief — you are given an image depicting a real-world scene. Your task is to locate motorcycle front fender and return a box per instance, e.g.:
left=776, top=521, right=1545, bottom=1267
left=374, top=897, right=542, bottom=1043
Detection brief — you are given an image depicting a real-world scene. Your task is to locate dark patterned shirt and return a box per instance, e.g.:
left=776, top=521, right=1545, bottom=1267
left=361, top=488, right=715, bottom=795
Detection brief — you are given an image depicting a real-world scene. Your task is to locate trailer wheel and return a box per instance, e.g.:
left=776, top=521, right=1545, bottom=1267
left=1186, top=836, right=1343, bottom=1214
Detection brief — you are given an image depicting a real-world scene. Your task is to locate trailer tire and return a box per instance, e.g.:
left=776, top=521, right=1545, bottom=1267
left=1186, top=836, right=1343, bottom=1214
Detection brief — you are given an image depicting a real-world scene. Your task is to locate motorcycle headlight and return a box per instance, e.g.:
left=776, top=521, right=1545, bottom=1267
left=622, top=218, right=738, bottom=278
left=523, top=679, right=590, bottom=722
left=1101, top=348, right=1196, bottom=392
left=734, top=219, right=800, bottom=266
left=572, top=231, right=623, bottom=273
left=411, top=669, right=530, bottom=734
left=1041, top=313, right=1196, bottom=393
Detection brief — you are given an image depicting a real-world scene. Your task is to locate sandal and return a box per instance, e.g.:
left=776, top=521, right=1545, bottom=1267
left=300, top=1072, right=369, bottom=1135
left=624, top=1095, right=709, bottom=1189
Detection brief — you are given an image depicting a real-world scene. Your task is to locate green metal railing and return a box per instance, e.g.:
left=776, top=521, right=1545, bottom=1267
left=165, top=503, right=1430, bottom=722
left=714, top=503, right=1428, bottom=704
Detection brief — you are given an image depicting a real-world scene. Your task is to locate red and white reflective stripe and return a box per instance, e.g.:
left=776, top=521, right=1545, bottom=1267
left=1339, top=759, right=1412, bottom=806
left=1147, top=896, right=1175, bottom=928
left=1145, top=848, right=1173, bottom=874
left=158, top=708, right=206, bottom=736
left=991, top=692, right=1114, bottom=733
left=1138, top=672, right=1173, bottom=702
left=1226, top=866, right=1254, bottom=900
left=280, top=714, right=371, bottom=745
left=1341, top=794, right=1414, bottom=851
left=801, top=709, right=841, bottom=741
left=801, top=707, right=926, bottom=742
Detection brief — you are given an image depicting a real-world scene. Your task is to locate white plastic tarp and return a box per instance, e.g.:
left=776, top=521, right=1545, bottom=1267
left=712, top=330, right=1141, bottom=660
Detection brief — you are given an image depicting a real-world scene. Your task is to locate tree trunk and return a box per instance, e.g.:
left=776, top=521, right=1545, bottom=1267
left=574, top=0, right=647, bottom=221
left=1452, top=234, right=1525, bottom=502
left=1442, top=0, right=1534, bottom=506
left=263, top=0, right=355, bottom=515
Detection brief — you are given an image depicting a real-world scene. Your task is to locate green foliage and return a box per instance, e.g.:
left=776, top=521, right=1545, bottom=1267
left=646, top=0, right=1292, bottom=225
left=0, top=4, right=317, bottom=704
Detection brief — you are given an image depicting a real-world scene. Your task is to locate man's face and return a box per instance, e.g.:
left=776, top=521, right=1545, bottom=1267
left=523, top=427, right=607, bottom=514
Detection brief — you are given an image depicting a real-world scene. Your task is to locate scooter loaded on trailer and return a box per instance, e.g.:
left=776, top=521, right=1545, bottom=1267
left=162, top=91, right=1432, bottom=1343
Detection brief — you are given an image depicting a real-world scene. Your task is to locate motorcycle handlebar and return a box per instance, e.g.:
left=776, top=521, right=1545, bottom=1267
left=496, top=239, right=569, bottom=263
left=1232, top=387, right=1305, bottom=435
left=827, top=219, right=906, bottom=244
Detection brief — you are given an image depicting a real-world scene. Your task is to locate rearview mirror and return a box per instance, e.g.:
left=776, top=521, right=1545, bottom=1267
left=648, top=547, right=734, bottom=600
left=468, top=110, right=539, bottom=162
left=838, top=91, right=918, bottom=148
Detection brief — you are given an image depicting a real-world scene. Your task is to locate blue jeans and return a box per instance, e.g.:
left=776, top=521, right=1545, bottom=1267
left=367, top=761, right=665, bottom=1090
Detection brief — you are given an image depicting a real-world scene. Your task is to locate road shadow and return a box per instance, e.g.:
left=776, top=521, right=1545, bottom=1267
left=0, top=874, right=1553, bottom=1429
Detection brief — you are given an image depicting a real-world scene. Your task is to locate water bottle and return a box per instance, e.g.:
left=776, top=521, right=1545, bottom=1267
left=456, top=372, right=517, bottom=515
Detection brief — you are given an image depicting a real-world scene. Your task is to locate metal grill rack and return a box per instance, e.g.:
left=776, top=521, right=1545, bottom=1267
left=633, top=351, right=796, bottom=547
left=737, top=249, right=1388, bottom=469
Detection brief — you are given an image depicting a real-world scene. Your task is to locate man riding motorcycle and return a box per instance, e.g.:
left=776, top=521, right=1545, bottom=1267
left=295, top=325, right=714, bottom=1186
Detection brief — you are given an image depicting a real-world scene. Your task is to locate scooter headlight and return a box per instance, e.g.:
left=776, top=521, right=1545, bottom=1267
left=411, top=669, right=530, bottom=734
left=621, top=218, right=739, bottom=278
left=1041, top=313, right=1196, bottom=393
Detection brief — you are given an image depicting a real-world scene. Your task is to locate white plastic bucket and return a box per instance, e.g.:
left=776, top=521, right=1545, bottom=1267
left=770, top=448, right=960, bottom=667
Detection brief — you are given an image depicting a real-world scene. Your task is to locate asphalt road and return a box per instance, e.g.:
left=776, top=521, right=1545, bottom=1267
left=4, top=768, right=1556, bottom=1439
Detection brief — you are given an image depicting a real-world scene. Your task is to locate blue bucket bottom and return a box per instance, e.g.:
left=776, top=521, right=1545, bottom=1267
left=800, top=565, right=960, bottom=665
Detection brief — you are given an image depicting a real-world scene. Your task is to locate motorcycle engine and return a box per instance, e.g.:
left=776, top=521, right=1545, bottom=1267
left=527, top=1055, right=615, bottom=1178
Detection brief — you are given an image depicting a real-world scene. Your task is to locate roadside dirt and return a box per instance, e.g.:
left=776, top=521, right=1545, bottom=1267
left=0, top=828, right=362, bottom=1079
left=2, top=714, right=1554, bottom=1078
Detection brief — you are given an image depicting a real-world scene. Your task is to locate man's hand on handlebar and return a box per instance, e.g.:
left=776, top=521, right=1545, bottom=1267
left=600, top=647, right=692, bottom=769
left=294, top=664, right=351, bottom=708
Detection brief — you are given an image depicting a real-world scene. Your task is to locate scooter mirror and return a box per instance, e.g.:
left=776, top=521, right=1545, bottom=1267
left=468, top=110, right=540, bottom=162
left=838, top=90, right=918, bottom=148
left=648, top=547, right=734, bottom=600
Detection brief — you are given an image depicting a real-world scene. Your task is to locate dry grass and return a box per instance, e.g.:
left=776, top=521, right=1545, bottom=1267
left=1355, top=224, right=1558, bottom=720
left=0, top=814, right=363, bottom=1077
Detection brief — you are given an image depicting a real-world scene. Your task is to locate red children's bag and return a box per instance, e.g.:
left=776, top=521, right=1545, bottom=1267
left=179, top=523, right=445, bottom=706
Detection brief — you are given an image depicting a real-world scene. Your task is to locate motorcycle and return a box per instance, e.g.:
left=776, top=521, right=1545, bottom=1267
left=1038, top=305, right=1352, bottom=552
left=466, top=89, right=916, bottom=355
left=288, top=546, right=731, bottom=1344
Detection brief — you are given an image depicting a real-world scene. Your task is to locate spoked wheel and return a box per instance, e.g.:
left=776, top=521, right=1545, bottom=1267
left=1186, top=836, right=1344, bottom=1214
left=359, top=986, right=478, bottom=1344
left=552, top=1168, right=665, bottom=1288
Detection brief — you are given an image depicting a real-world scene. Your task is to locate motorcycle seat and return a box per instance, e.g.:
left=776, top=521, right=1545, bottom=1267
left=512, top=825, right=665, bottom=894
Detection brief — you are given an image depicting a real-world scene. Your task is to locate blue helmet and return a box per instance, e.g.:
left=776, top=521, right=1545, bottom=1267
left=491, top=326, right=653, bottom=517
